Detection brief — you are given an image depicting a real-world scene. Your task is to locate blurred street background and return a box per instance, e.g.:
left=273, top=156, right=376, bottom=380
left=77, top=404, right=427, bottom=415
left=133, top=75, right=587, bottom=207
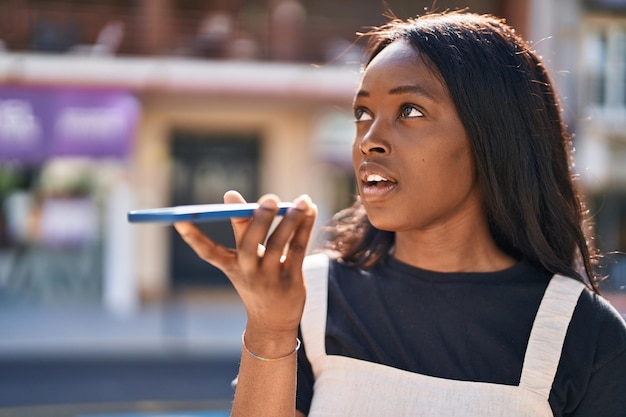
left=0, top=0, right=625, bottom=416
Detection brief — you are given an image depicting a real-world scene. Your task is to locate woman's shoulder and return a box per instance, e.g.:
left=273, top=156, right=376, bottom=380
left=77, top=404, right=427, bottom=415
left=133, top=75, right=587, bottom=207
left=552, top=289, right=626, bottom=414
left=583, top=289, right=626, bottom=332
left=571, top=288, right=626, bottom=360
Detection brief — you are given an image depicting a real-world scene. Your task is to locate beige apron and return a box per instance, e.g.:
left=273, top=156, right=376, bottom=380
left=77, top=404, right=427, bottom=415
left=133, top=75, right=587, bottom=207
left=300, top=253, right=585, bottom=417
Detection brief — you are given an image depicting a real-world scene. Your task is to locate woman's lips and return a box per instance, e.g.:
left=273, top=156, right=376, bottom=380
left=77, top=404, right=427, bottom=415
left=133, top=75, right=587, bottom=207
left=360, top=174, right=398, bottom=200
left=358, top=163, right=398, bottom=201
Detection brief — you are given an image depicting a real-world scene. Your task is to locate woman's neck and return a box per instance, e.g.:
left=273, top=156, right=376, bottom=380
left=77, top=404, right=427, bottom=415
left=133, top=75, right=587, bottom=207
left=392, top=219, right=516, bottom=273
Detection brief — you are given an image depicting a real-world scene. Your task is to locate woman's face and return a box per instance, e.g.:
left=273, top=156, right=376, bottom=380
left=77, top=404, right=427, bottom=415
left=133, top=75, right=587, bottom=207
left=352, top=40, right=482, bottom=233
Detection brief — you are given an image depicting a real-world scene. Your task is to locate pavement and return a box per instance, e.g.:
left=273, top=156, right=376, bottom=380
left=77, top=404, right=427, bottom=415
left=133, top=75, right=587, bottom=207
left=0, top=290, right=246, bottom=359
left=0, top=290, right=246, bottom=417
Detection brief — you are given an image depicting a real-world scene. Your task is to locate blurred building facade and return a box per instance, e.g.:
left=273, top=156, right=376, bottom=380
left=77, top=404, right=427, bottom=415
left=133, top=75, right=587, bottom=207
left=0, top=0, right=625, bottom=308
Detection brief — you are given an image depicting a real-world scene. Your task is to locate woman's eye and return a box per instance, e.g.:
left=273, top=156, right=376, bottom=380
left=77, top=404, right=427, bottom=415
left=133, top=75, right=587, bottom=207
left=354, top=108, right=372, bottom=122
left=400, top=105, right=423, bottom=119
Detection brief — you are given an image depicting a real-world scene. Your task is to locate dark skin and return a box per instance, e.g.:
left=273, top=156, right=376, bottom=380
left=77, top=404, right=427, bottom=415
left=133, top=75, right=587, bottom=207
left=353, top=40, right=514, bottom=272
left=174, top=39, right=514, bottom=417
left=175, top=190, right=316, bottom=417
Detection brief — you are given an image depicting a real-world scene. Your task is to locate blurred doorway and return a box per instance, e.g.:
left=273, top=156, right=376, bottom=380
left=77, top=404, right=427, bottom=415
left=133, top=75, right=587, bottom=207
left=169, top=131, right=260, bottom=288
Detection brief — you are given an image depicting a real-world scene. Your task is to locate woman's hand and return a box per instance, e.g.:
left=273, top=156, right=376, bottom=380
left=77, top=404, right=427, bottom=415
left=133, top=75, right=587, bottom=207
left=173, top=190, right=317, bottom=357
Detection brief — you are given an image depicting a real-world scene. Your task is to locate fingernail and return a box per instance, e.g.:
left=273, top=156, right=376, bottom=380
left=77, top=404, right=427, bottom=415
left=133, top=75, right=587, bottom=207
left=260, top=199, right=277, bottom=209
left=295, top=194, right=311, bottom=210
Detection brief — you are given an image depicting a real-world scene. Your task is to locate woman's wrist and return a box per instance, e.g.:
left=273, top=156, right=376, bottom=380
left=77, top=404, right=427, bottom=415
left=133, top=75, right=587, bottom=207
left=242, top=330, right=301, bottom=361
left=242, top=325, right=300, bottom=360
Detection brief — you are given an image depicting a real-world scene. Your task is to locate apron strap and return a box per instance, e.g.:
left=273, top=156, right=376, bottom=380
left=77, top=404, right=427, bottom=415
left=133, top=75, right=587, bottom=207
left=519, top=274, right=585, bottom=399
left=301, top=253, right=330, bottom=362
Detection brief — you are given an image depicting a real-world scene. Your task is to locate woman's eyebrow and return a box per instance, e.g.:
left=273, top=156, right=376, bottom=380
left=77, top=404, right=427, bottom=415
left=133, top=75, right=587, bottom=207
left=354, top=84, right=438, bottom=101
left=388, top=84, right=437, bottom=101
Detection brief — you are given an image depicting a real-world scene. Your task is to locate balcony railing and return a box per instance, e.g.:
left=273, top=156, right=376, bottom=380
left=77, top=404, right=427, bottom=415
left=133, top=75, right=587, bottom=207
left=0, top=0, right=377, bottom=66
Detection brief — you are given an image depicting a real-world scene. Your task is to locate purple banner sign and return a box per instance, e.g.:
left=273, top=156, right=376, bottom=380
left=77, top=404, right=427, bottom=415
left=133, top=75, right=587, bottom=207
left=0, top=87, right=140, bottom=162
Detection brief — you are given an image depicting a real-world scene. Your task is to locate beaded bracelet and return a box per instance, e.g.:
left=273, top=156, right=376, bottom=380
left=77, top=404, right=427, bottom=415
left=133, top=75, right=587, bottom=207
left=241, top=331, right=302, bottom=362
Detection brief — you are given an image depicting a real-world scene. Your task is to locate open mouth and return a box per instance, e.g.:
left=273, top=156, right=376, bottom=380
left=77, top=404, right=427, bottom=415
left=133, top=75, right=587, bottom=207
left=364, top=174, right=395, bottom=187
left=358, top=166, right=398, bottom=201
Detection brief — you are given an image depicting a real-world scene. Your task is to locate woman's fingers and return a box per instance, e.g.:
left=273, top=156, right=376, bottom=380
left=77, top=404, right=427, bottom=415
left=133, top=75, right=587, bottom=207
left=237, top=197, right=282, bottom=269
left=173, top=221, right=235, bottom=272
left=175, top=191, right=316, bottom=294
left=281, top=198, right=317, bottom=273
left=223, top=190, right=246, bottom=204
left=174, top=192, right=316, bottom=335
left=225, top=191, right=282, bottom=252
left=224, top=190, right=249, bottom=245
left=263, top=195, right=316, bottom=271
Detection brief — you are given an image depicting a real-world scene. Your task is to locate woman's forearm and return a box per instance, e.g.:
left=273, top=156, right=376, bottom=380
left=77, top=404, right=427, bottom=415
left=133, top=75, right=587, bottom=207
left=231, top=328, right=300, bottom=417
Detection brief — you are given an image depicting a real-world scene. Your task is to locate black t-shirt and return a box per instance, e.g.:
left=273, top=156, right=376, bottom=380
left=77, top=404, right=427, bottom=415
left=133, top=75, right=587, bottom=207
left=296, top=255, right=626, bottom=416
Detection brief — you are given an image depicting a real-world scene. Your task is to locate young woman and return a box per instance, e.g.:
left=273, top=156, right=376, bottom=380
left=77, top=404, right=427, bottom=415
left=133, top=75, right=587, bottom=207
left=174, top=11, right=626, bottom=417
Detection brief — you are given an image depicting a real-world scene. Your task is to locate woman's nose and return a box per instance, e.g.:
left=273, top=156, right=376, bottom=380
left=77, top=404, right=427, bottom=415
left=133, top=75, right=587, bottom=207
left=358, top=119, right=391, bottom=155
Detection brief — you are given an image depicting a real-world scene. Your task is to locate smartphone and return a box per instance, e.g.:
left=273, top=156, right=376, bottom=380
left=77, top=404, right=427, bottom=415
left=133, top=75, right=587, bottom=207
left=127, top=202, right=294, bottom=224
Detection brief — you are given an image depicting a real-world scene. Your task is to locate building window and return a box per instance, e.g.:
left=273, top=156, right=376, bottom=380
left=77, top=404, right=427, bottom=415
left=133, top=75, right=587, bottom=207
left=582, top=18, right=626, bottom=111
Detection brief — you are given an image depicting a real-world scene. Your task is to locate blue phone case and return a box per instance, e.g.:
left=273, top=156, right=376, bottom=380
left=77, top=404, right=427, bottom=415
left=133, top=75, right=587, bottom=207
left=127, top=202, right=294, bottom=224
